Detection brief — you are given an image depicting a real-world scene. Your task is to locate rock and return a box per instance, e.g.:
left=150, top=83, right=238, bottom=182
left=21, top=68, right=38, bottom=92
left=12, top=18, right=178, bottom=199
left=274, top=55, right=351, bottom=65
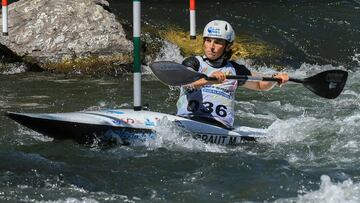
left=0, top=0, right=133, bottom=71
left=0, top=43, right=41, bottom=72
left=0, top=43, right=22, bottom=63
left=93, top=0, right=111, bottom=12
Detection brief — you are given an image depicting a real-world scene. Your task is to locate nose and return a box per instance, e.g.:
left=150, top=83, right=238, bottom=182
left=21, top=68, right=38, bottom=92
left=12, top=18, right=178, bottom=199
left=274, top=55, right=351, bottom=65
left=209, top=40, right=215, bottom=50
left=210, top=40, right=215, bottom=47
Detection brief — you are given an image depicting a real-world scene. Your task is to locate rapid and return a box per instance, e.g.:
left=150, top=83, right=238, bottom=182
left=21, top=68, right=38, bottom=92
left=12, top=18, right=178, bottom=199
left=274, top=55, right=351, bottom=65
left=1, top=0, right=360, bottom=202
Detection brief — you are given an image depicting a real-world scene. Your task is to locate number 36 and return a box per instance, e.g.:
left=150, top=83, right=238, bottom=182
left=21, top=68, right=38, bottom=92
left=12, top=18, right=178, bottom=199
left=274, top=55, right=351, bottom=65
left=187, top=100, right=227, bottom=117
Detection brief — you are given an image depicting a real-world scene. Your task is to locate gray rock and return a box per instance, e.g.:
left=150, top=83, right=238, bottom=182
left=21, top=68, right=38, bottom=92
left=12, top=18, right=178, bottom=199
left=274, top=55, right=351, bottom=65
left=0, top=0, right=132, bottom=68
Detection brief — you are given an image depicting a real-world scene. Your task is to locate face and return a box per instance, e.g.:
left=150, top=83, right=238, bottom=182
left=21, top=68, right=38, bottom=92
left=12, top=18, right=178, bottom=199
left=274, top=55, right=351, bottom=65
left=203, top=37, right=229, bottom=60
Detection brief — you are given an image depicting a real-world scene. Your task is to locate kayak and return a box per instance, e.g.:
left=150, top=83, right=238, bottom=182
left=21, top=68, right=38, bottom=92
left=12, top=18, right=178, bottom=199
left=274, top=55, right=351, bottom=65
left=6, top=109, right=267, bottom=146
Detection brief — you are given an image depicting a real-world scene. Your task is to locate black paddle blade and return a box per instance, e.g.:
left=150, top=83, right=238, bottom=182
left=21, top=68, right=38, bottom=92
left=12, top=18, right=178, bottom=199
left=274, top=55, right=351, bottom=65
left=303, top=70, right=348, bottom=99
left=149, top=61, right=206, bottom=86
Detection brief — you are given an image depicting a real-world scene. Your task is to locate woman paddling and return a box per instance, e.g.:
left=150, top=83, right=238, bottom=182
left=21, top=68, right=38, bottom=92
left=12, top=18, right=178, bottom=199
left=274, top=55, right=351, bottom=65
left=176, top=20, right=289, bottom=129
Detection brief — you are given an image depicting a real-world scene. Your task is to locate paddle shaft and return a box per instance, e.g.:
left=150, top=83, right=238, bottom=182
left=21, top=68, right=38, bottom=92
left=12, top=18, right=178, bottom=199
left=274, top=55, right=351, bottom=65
left=205, top=75, right=304, bottom=83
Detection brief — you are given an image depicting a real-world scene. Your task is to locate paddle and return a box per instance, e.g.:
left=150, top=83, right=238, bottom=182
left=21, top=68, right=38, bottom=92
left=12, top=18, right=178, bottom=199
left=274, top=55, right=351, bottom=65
left=149, top=61, right=348, bottom=99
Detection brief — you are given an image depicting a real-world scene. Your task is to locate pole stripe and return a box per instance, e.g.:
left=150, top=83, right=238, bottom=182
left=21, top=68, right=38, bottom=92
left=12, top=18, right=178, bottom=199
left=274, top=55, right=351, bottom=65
left=133, top=37, right=141, bottom=73
left=2, top=0, right=8, bottom=35
left=189, top=0, right=196, bottom=39
left=190, top=11, right=196, bottom=38
left=133, top=1, right=141, bottom=37
left=133, top=0, right=141, bottom=110
left=133, top=73, right=141, bottom=110
left=190, top=0, right=195, bottom=10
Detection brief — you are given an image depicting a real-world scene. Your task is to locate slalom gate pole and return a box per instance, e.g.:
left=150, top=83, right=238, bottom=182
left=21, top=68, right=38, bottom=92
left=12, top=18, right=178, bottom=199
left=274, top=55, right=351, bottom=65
left=189, top=0, right=196, bottom=39
left=133, top=0, right=142, bottom=111
left=2, top=0, right=8, bottom=36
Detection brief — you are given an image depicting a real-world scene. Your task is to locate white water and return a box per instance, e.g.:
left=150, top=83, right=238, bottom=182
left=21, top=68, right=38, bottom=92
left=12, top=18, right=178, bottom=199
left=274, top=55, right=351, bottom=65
left=2, top=39, right=359, bottom=203
left=153, top=43, right=360, bottom=203
left=276, top=175, right=360, bottom=203
left=153, top=41, right=360, bottom=153
left=1, top=63, right=27, bottom=75
left=143, top=40, right=184, bottom=75
left=352, top=52, right=360, bottom=67
left=151, top=117, right=228, bottom=153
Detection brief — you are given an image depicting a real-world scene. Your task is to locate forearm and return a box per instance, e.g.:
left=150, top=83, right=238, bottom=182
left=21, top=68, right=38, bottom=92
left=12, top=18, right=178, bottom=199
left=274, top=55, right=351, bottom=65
left=243, top=81, right=277, bottom=91
left=243, top=72, right=276, bottom=91
left=243, top=72, right=288, bottom=91
left=184, top=70, right=226, bottom=89
left=184, top=78, right=213, bottom=89
left=258, top=81, right=277, bottom=91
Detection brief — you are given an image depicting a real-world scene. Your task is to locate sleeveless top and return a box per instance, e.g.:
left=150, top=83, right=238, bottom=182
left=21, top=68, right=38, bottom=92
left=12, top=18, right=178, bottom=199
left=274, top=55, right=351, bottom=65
left=176, top=56, right=251, bottom=128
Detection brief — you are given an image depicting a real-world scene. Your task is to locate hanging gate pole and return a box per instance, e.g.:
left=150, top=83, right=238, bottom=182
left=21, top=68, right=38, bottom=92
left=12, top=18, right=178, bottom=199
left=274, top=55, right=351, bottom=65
left=189, top=0, right=196, bottom=39
left=2, top=0, right=8, bottom=36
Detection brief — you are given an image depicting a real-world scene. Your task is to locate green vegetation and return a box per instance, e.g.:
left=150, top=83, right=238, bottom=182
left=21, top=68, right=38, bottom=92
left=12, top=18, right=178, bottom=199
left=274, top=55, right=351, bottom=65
left=45, top=54, right=133, bottom=76
left=160, top=28, right=282, bottom=62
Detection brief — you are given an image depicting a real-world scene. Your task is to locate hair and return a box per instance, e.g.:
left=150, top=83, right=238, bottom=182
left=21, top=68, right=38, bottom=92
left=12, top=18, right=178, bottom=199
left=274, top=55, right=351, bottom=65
left=223, top=44, right=233, bottom=60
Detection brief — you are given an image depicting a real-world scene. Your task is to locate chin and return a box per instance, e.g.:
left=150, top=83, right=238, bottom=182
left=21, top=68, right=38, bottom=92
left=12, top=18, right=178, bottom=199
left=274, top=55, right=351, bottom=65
left=205, top=55, right=216, bottom=60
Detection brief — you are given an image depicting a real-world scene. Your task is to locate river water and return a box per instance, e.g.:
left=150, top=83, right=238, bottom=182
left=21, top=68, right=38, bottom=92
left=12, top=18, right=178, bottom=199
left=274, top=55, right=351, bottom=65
left=1, top=1, right=360, bottom=202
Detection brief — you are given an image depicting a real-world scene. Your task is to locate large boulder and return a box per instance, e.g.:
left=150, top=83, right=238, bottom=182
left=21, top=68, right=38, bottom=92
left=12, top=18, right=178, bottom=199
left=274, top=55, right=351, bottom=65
left=0, top=0, right=133, bottom=73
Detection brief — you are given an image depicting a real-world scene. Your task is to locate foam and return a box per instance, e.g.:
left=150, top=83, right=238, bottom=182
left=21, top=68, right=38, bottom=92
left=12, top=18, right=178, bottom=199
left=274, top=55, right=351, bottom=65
left=143, top=40, right=184, bottom=76
left=1, top=63, right=27, bottom=75
left=151, top=117, right=227, bottom=153
left=295, top=175, right=360, bottom=203
left=352, top=52, right=360, bottom=66
left=155, top=40, right=184, bottom=63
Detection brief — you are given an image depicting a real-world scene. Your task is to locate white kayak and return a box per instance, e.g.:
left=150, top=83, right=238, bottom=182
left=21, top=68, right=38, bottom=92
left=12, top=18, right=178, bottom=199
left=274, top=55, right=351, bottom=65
left=6, top=109, right=267, bottom=146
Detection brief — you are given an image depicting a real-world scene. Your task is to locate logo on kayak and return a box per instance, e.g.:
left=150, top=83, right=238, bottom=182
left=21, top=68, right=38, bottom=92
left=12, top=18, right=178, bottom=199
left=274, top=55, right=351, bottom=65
left=106, top=110, right=124, bottom=114
left=193, top=134, right=238, bottom=145
left=112, top=119, right=123, bottom=125
left=111, top=118, right=136, bottom=125
left=145, top=118, right=155, bottom=126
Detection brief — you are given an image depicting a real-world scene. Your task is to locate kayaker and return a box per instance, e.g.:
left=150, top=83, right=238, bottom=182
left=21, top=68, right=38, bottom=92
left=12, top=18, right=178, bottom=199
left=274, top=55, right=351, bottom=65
left=176, top=20, right=289, bottom=129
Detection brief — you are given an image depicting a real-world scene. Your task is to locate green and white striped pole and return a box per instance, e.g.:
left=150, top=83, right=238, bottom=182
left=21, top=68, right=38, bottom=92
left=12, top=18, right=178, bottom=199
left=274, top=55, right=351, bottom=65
left=133, top=0, right=141, bottom=111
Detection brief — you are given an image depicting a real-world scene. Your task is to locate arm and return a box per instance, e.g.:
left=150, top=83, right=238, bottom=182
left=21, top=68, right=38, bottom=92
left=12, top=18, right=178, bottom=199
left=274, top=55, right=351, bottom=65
left=181, top=56, right=226, bottom=89
left=185, top=71, right=226, bottom=89
left=243, top=72, right=289, bottom=91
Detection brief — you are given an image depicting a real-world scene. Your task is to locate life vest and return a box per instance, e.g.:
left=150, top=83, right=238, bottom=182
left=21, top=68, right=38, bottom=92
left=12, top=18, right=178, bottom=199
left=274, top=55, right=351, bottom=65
left=176, top=56, right=239, bottom=128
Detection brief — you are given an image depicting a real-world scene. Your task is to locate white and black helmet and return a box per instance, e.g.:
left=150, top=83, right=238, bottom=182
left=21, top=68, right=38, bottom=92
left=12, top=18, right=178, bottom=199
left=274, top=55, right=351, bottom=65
left=203, top=20, right=235, bottom=43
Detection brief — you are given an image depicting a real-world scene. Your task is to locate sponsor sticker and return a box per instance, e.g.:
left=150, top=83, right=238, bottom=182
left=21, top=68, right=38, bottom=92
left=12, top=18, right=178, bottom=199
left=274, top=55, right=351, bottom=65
left=207, top=26, right=221, bottom=34
left=144, top=118, right=155, bottom=126
left=193, top=134, right=238, bottom=145
left=207, top=26, right=222, bottom=37
left=112, top=120, right=123, bottom=125
left=106, top=110, right=124, bottom=114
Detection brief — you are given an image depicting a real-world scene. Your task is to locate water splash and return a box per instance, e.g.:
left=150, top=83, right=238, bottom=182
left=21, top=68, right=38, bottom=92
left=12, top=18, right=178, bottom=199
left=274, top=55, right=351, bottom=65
left=1, top=63, right=27, bottom=75
left=155, top=40, right=184, bottom=63
left=276, top=175, right=360, bottom=203
left=266, top=116, right=325, bottom=143
left=143, top=40, right=184, bottom=79
left=7, top=125, right=53, bottom=146
left=150, top=117, right=227, bottom=153
left=352, top=52, right=360, bottom=67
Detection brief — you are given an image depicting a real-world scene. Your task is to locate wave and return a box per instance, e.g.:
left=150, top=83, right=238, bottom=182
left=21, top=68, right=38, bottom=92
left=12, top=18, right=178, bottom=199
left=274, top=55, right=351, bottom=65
left=275, top=175, right=360, bottom=203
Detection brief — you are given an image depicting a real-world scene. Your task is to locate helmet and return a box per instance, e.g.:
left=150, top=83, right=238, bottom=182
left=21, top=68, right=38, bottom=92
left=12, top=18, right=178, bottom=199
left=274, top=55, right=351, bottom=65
left=203, top=20, right=235, bottom=43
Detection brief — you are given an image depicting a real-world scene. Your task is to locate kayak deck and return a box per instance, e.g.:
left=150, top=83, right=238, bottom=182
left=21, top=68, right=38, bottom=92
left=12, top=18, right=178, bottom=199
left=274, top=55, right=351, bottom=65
left=6, top=109, right=267, bottom=146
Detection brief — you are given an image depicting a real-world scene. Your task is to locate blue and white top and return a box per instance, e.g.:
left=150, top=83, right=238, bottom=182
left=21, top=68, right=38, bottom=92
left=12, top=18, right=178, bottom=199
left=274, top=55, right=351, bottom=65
left=176, top=56, right=251, bottom=128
